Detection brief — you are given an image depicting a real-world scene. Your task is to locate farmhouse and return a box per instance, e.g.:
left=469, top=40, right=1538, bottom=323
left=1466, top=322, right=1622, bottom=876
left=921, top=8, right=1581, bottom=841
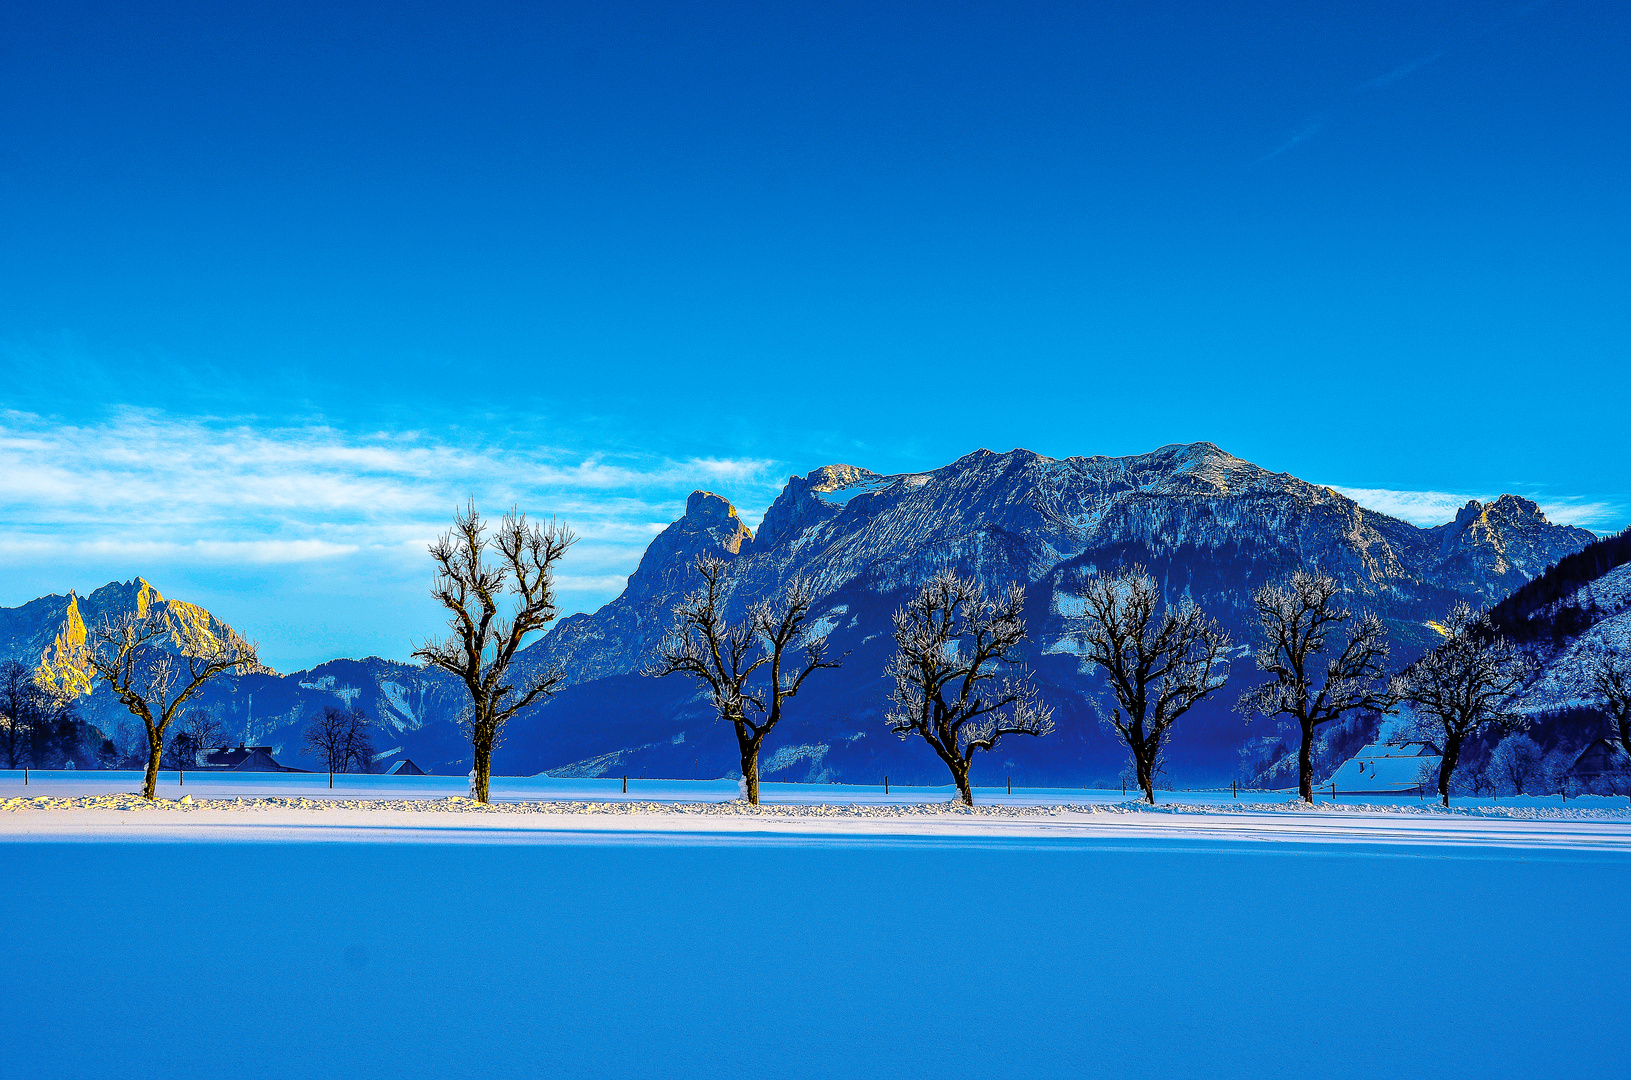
left=1327, top=742, right=1441, bottom=796
left=1571, top=738, right=1628, bottom=783
left=199, top=746, right=307, bottom=772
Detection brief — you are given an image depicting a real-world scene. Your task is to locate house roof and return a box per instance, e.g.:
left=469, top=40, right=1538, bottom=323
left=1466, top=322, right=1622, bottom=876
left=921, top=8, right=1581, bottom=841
left=1328, top=743, right=1442, bottom=794
left=199, top=745, right=307, bottom=773
left=1573, top=738, right=1628, bottom=769
left=200, top=746, right=274, bottom=767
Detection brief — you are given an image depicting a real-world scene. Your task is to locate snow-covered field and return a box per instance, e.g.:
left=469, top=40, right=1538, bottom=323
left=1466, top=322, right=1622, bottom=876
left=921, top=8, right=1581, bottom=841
left=3, top=772, right=1627, bottom=1079
left=8, top=767, right=1629, bottom=811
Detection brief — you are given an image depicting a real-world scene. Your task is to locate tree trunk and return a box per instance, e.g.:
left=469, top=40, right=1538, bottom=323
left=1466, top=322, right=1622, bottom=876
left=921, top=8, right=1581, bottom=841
left=142, top=735, right=162, bottom=800
left=1297, top=719, right=1315, bottom=803
left=951, top=760, right=973, bottom=806
left=740, top=737, right=762, bottom=805
left=472, top=726, right=493, bottom=804
left=1136, top=749, right=1156, bottom=805
left=1438, top=734, right=1461, bottom=808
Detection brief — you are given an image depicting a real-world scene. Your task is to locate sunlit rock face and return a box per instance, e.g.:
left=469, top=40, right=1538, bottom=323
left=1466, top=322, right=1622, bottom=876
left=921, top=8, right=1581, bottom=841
left=1426, top=495, right=1589, bottom=598
left=2, top=578, right=270, bottom=699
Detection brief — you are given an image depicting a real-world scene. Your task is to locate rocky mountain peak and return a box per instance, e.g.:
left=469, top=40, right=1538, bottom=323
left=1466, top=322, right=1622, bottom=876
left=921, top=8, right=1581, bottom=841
left=682, top=490, right=752, bottom=548
left=628, top=491, right=753, bottom=589
left=1431, top=494, right=1593, bottom=593
left=82, top=577, right=163, bottom=620
left=756, top=463, right=885, bottom=551
left=805, top=463, right=877, bottom=492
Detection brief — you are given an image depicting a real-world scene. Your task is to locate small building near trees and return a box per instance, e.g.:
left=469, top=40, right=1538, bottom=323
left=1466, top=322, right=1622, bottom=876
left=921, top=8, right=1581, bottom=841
left=199, top=745, right=307, bottom=772
left=1571, top=738, right=1628, bottom=783
left=1327, top=742, right=1442, bottom=795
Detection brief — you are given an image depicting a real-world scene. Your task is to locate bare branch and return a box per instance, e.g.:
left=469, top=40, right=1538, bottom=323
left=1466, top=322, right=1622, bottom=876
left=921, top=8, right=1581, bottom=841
left=79, top=609, right=258, bottom=799
left=648, top=559, right=841, bottom=804
left=1392, top=600, right=1536, bottom=806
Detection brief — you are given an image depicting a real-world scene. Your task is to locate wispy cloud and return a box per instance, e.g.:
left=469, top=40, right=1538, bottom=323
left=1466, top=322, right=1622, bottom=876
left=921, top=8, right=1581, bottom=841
left=1330, top=485, right=1621, bottom=532
left=0, top=407, right=788, bottom=604
left=1258, top=0, right=1552, bottom=164
left=1355, top=52, right=1444, bottom=92
left=1257, top=121, right=1323, bottom=163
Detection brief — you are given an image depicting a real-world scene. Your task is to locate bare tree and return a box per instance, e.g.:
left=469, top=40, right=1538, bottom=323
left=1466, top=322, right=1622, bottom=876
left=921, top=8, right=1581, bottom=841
left=0, top=660, right=38, bottom=769
left=302, top=706, right=373, bottom=780
left=413, top=504, right=574, bottom=804
left=164, top=711, right=225, bottom=770
left=885, top=571, right=1054, bottom=806
left=346, top=719, right=378, bottom=774
left=649, top=556, right=841, bottom=804
left=115, top=720, right=148, bottom=769
left=1490, top=733, right=1544, bottom=795
left=1391, top=601, right=1533, bottom=807
left=1589, top=650, right=1631, bottom=763
left=1072, top=566, right=1230, bottom=804
left=79, top=613, right=259, bottom=799
left=1237, top=570, right=1393, bottom=802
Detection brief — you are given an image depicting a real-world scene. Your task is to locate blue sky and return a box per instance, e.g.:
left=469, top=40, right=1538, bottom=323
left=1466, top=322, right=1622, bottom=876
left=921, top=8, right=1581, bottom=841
left=2, top=0, right=1626, bottom=669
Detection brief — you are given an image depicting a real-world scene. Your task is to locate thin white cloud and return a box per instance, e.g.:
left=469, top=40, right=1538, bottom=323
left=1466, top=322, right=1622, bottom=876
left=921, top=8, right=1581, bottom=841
left=0, top=407, right=788, bottom=611
left=1257, top=121, right=1323, bottom=163
left=1355, top=52, right=1444, bottom=92
left=0, top=538, right=360, bottom=563
left=1330, top=485, right=1620, bottom=532
left=1330, top=486, right=1487, bottom=526
left=1532, top=500, right=1617, bottom=530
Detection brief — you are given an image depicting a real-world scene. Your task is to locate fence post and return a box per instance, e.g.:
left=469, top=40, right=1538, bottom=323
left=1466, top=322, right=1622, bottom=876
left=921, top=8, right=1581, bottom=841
left=180, top=769, right=184, bottom=787
left=884, top=776, right=889, bottom=795
left=23, top=768, right=27, bottom=785
left=623, top=776, right=627, bottom=794
left=1007, top=776, right=1011, bottom=795
left=1121, top=777, right=1126, bottom=796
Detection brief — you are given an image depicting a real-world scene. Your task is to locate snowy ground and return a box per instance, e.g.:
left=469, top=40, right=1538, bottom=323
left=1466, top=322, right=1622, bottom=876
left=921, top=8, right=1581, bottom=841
left=7, top=767, right=1629, bottom=812
left=3, top=772, right=1627, bottom=1079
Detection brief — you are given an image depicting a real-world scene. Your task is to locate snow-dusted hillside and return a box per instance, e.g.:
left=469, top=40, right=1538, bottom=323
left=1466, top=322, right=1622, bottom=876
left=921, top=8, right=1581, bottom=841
left=1518, top=563, right=1631, bottom=715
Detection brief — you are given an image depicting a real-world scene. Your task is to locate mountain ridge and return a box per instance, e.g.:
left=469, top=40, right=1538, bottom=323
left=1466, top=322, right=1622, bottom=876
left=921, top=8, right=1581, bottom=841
left=0, top=442, right=1597, bottom=781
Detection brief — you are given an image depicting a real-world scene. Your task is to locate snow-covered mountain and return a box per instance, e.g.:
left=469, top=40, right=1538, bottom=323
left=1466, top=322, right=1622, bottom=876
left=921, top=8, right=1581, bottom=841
left=534, top=444, right=1592, bottom=690
left=513, top=442, right=1591, bottom=785
left=1, top=443, right=1597, bottom=782
left=0, top=578, right=270, bottom=698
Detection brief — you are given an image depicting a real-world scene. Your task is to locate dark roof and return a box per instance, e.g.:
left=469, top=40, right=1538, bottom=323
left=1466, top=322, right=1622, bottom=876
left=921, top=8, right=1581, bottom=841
left=383, top=758, right=425, bottom=775
left=199, top=746, right=307, bottom=773
left=1573, top=738, right=1628, bottom=774
left=201, top=746, right=273, bottom=768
